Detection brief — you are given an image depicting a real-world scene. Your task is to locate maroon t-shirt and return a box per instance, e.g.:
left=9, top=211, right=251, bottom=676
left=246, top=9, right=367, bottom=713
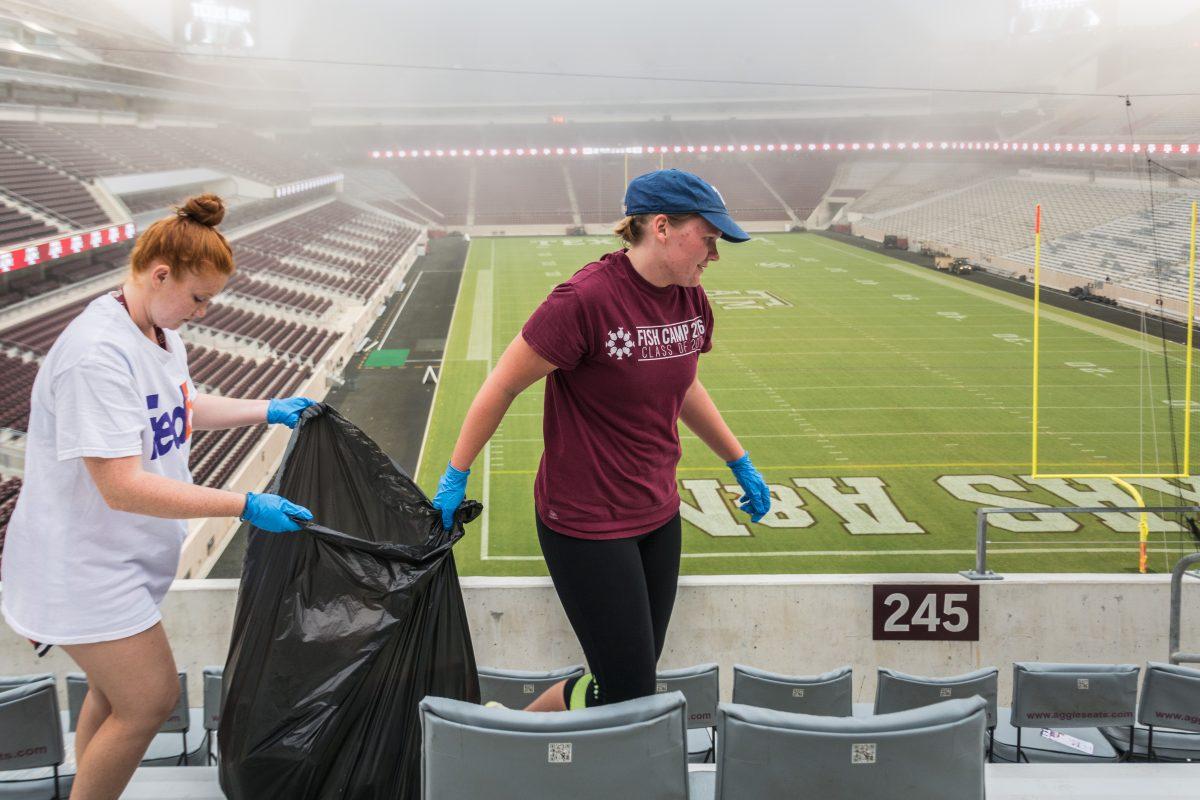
left=521, top=249, right=714, bottom=539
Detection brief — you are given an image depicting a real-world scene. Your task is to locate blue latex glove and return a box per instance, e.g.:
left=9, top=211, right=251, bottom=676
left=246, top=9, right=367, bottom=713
left=726, top=452, right=772, bottom=523
left=267, top=397, right=316, bottom=429
left=241, top=492, right=313, bottom=532
left=432, top=461, right=471, bottom=530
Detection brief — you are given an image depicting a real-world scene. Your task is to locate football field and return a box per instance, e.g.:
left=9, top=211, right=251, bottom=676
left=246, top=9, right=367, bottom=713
left=415, top=233, right=1200, bottom=576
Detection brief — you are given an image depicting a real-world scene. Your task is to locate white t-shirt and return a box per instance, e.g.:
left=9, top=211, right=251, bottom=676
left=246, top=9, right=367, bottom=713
left=1, top=294, right=195, bottom=644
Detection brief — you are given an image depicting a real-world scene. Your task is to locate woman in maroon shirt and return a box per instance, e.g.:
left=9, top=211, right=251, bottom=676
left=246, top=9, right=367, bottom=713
left=433, top=170, right=771, bottom=709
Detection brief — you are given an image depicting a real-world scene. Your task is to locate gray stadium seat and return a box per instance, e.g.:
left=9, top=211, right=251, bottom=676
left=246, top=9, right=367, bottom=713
left=203, top=667, right=223, bottom=765
left=67, top=671, right=192, bottom=765
left=65, top=673, right=88, bottom=733
left=0, top=674, right=53, bottom=690
left=1100, top=661, right=1200, bottom=761
left=0, top=678, right=65, bottom=799
left=476, top=664, right=585, bottom=709
left=732, top=664, right=853, bottom=717
left=420, top=691, right=689, bottom=800
left=998, top=662, right=1139, bottom=763
left=656, top=663, right=719, bottom=762
left=700, top=696, right=987, bottom=800
left=873, top=666, right=998, bottom=759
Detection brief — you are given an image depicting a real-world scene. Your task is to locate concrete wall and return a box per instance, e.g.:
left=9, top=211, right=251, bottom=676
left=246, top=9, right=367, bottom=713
left=2, top=573, right=1193, bottom=708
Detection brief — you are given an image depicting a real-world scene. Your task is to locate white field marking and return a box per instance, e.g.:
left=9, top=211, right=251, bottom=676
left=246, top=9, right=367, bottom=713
left=376, top=271, right=425, bottom=350
left=466, top=267, right=493, bottom=361
left=806, top=236, right=1193, bottom=365
left=481, top=375, right=493, bottom=561
left=414, top=242, right=472, bottom=477
left=480, top=241, right=498, bottom=559
left=475, top=545, right=1200, bottom=562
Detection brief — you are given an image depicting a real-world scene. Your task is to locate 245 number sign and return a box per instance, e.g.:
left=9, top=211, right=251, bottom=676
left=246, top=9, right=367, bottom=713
left=872, top=585, right=980, bottom=641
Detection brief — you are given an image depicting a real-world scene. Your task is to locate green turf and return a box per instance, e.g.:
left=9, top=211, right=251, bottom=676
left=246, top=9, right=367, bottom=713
left=363, top=348, right=410, bottom=367
left=416, top=233, right=1200, bottom=576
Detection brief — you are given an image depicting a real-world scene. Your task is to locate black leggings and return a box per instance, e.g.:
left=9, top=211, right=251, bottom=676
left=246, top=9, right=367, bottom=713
left=536, top=512, right=681, bottom=707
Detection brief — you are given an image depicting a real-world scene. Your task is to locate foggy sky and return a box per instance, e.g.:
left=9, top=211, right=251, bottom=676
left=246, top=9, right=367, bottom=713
left=106, top=0, right=1200, bottom=110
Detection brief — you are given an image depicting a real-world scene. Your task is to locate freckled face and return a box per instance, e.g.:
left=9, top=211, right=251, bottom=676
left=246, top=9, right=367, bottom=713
left=663, top=217, right=721, bottom=287
left=151, top=266, right=228, bottom=330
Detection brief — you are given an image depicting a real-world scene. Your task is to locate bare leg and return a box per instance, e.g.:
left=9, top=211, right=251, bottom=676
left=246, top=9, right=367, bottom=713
left=521, top=679, right=568, bottom=712
left=74, top=684, right=113, bottom=765
left=61, top=623, right=180, bottom=800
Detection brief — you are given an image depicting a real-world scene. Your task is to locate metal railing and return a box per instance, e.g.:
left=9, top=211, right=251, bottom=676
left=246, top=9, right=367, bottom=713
left=960, top=505, right=1200, bottom=580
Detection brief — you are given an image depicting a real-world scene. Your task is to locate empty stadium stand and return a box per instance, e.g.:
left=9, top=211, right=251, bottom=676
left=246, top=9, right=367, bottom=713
left=0, top=142, right=109, bottom=227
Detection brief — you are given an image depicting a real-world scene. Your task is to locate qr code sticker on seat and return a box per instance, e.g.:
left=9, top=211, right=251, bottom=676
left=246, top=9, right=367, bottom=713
left=549, top=742, right=573, bottom=764
left=851, top=743, right=876, bottom=764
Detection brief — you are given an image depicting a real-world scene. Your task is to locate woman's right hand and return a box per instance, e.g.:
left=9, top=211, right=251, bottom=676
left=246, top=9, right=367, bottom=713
left=241, top=492, right=313, bottom=532
left=431, top=461, right=471, bottom=530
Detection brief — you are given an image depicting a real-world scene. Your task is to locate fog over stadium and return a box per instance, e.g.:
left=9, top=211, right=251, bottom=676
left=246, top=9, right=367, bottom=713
left=106, top=0, right=1200, bottom=112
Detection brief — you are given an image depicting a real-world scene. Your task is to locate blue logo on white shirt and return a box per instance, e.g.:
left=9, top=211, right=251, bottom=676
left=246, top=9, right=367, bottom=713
left=147, top=383, right=192, bottom=460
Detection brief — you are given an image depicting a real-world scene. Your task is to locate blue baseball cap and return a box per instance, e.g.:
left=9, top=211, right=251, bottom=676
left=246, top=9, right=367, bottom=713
left=623, top=169, right=751, bottom=243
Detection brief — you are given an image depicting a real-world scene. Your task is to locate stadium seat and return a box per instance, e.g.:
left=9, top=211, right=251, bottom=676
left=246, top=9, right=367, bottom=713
left=476, top=664, right=585, bottom=710
left=698, top=696, right=987, bottom=800
left=731, top=664, right=853, bottom=717
left=65, top=673, right=87, bottom=733
left=203, top=667, right=224, bottom=765
left=0, top=677, right=65, bottom=799
left=873, top=666, right=998, bottom=759
left=656, top=663, right=719, bottom=762
left=66, top=671, right=194, bottom=765
left=0, top=673, right=54, bottom=691
left=419, top=692, right=689, bottom=800
left=996, top=662, right=1139, bottom=763
left=1099, top=661, right=1200, bottom=761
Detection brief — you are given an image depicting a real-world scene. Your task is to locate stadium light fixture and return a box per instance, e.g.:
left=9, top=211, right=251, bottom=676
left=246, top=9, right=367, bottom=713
left=674, top=145, right=683, bottom=153
left=542, top=148, right=551, bottom=155
left=699, top=145, right=708, bottom=152
left=740, top=144, right=749, bottom=152
left=569, top=147, right=578, bottom=154
left=686, top=145, right=695, bottom=152
left=752, top=144, right=761, bottom=151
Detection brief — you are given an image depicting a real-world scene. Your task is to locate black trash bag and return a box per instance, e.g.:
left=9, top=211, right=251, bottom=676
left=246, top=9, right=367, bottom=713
left=219, top=405, right=481, bottom=800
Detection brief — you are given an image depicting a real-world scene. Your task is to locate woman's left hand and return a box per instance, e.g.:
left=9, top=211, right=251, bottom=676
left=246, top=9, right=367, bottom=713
left=726, top=452, right=772, bottom=523
left=267, top=397, right=317, bottom=429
